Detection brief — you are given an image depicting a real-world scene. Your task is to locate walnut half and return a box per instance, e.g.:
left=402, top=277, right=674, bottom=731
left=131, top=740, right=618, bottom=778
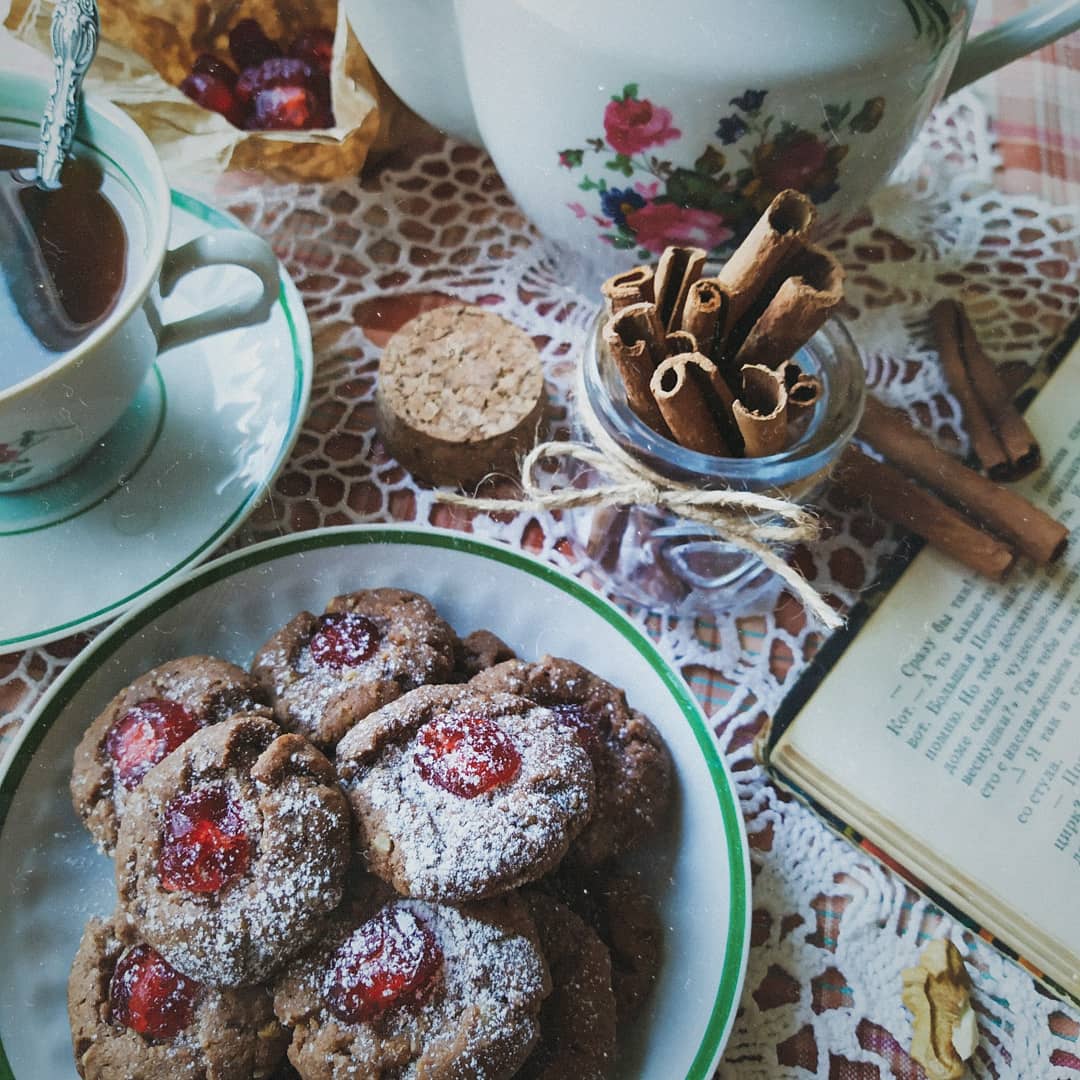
left=901, top=939, right=977, bottom=1080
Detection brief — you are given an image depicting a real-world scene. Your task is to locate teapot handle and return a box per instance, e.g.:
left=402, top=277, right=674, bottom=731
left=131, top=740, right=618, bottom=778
left=947, top=0, right=1080, bottom=93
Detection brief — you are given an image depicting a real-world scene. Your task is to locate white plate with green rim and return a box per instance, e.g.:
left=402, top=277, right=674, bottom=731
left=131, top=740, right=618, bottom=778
left=0, top=189, right=312, bottom=653
left=0, top=525, right=750, bottom=1079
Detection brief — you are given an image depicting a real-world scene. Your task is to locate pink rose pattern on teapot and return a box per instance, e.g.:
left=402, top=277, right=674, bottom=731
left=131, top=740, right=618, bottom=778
left=558, top=0, right=954, bottom=258
left=560, top=84, right=884, bottom=258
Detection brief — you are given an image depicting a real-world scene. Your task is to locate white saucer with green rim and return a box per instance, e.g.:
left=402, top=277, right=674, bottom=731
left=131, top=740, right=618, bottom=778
left=0, top=189, right=312, bottom=653
left=0, top=524, right=750, bottom=1080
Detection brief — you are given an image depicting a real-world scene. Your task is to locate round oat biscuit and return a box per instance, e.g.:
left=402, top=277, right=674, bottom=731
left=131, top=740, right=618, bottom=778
left=518, top=891, right=616, bottom=1080
left=335, top=685, right=594, bottom=901
left=375, top=303, right=546, bottom=488
left=251, top=588, right=458, bottom=751
left=115, top=714, right=351, bottom=986
left=469, top=657, right=673, bottom=866
left=68, top=912, right=288, bottom=1080
left=70, top=656, right=269, bottom=855
left=273, top=890, right=550, bottom=1080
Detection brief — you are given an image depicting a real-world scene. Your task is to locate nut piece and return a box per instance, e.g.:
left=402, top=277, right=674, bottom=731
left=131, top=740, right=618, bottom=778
left=901, top=939, right=976, bottom=1080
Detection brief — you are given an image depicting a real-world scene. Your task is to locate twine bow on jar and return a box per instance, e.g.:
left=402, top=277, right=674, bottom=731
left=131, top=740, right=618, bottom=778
left=436, top=399, right=844, bottom=630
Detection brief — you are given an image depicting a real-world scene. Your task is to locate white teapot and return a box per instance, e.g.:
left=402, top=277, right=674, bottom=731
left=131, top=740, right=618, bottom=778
left=346, top=1, right=1080, bottom=273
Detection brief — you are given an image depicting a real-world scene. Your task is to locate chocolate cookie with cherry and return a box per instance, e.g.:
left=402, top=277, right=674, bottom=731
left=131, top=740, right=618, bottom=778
left=68, top=913, right=288, bottom=1080
left=518, top=891, right=616, bottom=1080
left=469, top=657, right=673, bottom=866
left=273, top=890, right=551, bottom=1079
left=251, top=588, right=458, bottom=750
left=115, top=714, right=351, bottom=986
left=70, top=656, right=269, bottom=855
left=335, top=684, right=595, bottom=901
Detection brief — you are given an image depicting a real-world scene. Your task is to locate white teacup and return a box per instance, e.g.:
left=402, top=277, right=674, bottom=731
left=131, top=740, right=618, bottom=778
left=0, top=70, right=279, bottom=492
left=347, top=0, right=1080, bottom=279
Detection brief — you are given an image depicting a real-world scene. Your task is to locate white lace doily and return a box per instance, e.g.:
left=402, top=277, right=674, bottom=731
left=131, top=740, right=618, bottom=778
left=3, top=89, right=1079, bottom=1077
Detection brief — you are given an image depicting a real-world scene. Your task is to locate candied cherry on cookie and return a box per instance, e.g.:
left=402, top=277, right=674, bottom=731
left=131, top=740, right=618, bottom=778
left=158, top=784, right=250, bottom=895
left=105, top=698, right=202, bottom=791
left=109, top=944, right=200, bottom=1039
left=548, top=702, right=611, bottom=760
left=414, top=713, right=522, bottom=798
left=308, top=611, right=381, bottom=670
left=327, top=907, right=443, bottom=1023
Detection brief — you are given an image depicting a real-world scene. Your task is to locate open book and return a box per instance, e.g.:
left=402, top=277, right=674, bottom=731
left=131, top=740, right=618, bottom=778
left=763, top=319, right=1080, bottom=1001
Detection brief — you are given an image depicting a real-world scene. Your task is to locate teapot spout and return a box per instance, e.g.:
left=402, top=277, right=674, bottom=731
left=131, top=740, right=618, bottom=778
left=343, top=0, right=482, bottom=146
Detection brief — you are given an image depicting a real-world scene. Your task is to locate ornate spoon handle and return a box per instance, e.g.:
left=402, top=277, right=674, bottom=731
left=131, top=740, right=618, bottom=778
left=36, top=0, right=99, bottom=190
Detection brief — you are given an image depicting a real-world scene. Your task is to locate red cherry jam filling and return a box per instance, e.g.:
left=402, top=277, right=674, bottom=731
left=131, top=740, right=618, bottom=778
left=308, top=611, right=381, bottom=670
left=158, top=784, right=250, bottom=894
left=550, top=703, right=610, bottom=759
left=109, top=944, right=200, bottom=1039
left=106, top=698, right=201, bottom=791
left=414, top=713, right=521, bottom=798
left=327, top=907, right=442, bottom=1024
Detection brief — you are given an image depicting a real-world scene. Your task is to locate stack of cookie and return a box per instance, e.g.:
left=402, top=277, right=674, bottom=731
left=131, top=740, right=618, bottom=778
left=67, top=589, right=673, bottom=1079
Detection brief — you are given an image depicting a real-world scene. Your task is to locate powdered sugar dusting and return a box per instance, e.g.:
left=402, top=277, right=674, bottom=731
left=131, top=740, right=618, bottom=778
left=117, top=720, right=350, bottom=986
left=345, top=695, right=594, bottom=900
left=281, top=897, right=548, bottom=1078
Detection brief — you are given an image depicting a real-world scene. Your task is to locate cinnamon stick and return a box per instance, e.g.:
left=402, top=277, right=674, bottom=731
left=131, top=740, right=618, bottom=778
left=732, top=364, right=788, bottom=457
left=654, top=246, right=707, bottom=331
left=779, top=359, right=822, bottom=416
left=734, top=244, right=844, bottom=370
left=650, top=352, right=731, bottom=455
left=931, top=300, right=1009, bottom=480
left=680, top=278, right=729, bottom=361
left=601, top=265, right=655, bottom=313
left=858, top=395, right=1067, bottom=565
left=604, top=302, right=670, bottom=436
left=953, top=303, right=1041, bottom=479
left=667, top=330, right=739, bottom=448
left=716, top=189, right=815, bottom=329
left=834, top=445, right=1017, bottom=581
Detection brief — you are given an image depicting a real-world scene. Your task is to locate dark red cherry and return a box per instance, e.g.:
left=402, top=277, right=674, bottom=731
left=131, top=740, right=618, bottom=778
left=158, top=784, right=249, bottom=894
left=228, top=18, right=281, bottom=71
left=327, top=907, right=442, bottom=1024
left=191, top=52, right=237, bottom=89
left=308, top=611, right=381, bottom=669
left=105, top=698, right=201, bottom=791
left=414, top=713, right=521, bottom=798
left=288, top=28, right=334, bottom=76
left=109, top=944, right=200, bottom=1039
left=179, top=71, right=244, bottom=127
left=549, top=703, right=610, bottom=758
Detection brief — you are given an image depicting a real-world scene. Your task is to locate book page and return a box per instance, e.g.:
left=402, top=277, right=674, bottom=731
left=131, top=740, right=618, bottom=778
left=779, top=336, right=1080, bottom=986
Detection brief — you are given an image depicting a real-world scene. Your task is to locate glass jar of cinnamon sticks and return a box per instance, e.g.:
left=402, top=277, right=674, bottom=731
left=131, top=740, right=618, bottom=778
left=570, top=310, right=865, bottom=613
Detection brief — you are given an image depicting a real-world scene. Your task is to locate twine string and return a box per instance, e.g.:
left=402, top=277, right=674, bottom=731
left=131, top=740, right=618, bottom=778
left=436, top=378, right=843, bottom=630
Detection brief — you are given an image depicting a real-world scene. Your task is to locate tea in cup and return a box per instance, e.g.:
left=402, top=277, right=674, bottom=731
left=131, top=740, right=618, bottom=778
left=0, top=70, right=279, bottom=491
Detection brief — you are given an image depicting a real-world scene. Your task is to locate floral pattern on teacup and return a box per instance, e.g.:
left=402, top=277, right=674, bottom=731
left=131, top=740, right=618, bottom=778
left=0, top=424, right=75, bottom=485
left=559, top=84, right=884, bottom=258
